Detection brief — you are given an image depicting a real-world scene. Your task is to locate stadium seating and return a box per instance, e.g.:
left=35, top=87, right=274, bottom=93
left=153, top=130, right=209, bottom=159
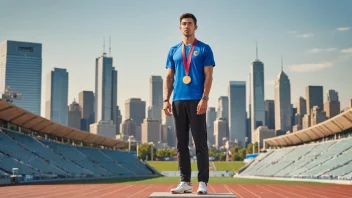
left=240, top=137, right=352, bottom=180
left=0, top=128, right=157, bottom=181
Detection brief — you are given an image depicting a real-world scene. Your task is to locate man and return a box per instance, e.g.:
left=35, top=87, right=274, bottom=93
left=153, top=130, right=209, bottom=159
left=163, top=13, right=215, bottom=194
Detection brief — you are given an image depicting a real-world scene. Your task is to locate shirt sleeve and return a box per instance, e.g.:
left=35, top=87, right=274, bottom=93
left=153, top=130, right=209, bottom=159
left=165, top=47, right=175, bottom=69
left=204, top=45, right=216, bottom=67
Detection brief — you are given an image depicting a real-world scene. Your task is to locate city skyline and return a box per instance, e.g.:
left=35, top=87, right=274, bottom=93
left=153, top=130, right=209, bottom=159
left=1, top=0, right=351, bottom=119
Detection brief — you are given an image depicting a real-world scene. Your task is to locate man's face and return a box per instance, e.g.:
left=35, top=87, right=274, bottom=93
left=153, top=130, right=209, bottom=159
left=179, top=18, right=197, bottom=37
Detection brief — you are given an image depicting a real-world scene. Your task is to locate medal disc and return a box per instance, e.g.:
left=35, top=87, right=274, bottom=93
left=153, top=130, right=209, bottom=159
left=183, top=76, right=191, bottom=84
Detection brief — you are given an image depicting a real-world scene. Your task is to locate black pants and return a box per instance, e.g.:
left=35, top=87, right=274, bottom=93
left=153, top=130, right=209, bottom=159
left=172, top=100, right=209, bottom=183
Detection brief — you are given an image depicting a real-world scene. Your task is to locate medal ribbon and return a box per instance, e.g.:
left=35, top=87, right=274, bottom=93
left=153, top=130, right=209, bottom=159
left=182, top=38, right=197, bottom=76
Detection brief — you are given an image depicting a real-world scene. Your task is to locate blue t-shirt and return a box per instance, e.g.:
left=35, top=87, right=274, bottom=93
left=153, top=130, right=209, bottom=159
left=165, top=40, right=215, bottom=102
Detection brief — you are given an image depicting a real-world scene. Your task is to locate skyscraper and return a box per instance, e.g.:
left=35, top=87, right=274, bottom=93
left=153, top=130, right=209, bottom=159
left=206, top=107, right=217, bottom=145
left=125, top=98, right=146, bottom=126
left=228, top=81, right=247, bottom=147
left=217, top=96, right=229, bottom=120
left=250, top=44, right=265, bottom=141
left=297, top=97, right=306, bottom=116
left=264, top=100, right=275, bottom=130
left=217, top=96, right=229, bottom=139
left=78, top=91, right=95, bottom=131
left=94, top=53, right=117, bottom=123
left=68, top=99, right=81, bottom=130
left=326, top=90, right=339, bottom=102
left=0, top=40, right=42, bottom=115
left=305, top=86, right=323, bottom=115
left=324, top=89, right=340, bottom=118
left=274, top=61, right=291, bottom=132
left=45, top=68, right=69, bottom=125
left=149, top=75, right=163, bottom=121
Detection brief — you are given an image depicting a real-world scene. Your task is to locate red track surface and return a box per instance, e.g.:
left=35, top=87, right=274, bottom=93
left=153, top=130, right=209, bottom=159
left=0, top=184, right=351, bottom=198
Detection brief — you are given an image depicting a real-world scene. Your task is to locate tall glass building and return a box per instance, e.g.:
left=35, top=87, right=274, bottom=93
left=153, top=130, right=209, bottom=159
left=45, top=68, right=69, bottom=126
left=228, top=81, right=247, bottom=147
left=0, top=40, right=42, bottom=115
left=274, top=70, right=291, bottom=132
left=250, top=57, right=265, bottom=141
left=149, top=75, right=163, bottom=121
left=95, top=53, right=117, bottom=123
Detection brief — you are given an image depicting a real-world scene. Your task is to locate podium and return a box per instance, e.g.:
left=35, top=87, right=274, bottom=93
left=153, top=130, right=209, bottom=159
left=149, top=192, right=236, bottom=198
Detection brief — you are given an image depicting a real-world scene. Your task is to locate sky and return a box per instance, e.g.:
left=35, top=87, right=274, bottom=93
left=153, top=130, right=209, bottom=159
left=1, top=0, right=351, bottom=118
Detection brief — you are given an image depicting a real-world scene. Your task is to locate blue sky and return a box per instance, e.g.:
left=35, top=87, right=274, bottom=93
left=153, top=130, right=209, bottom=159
left=1, top=0, right=351, bottom=117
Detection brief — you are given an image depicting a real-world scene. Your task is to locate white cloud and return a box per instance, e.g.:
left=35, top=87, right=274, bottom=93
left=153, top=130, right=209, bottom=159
left=341, top=48, right=352, bottom=54
left=336, top=27, right=350, bottom=31
left=288, top=62, right=333, bottom=73
left=296, top=33, right=314, bottom=38
left=308, top=48, right=337, bottom=54
left=326, top=48, right=338, bottom=52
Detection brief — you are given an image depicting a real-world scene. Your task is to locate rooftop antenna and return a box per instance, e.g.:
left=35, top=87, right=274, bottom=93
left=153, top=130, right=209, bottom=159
left=256, top=41, right=258, bottom=60
left=109, top=36, right=111, bottom=56
left=281, top=56, right=283, bottom=71
left=103, top=36, right=106, bottom=56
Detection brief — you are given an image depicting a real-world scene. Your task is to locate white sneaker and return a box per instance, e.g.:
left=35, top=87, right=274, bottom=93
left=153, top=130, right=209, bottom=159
left=170, top=182, right=193, bottom=194
left=197, top=182, right=208, bottom=194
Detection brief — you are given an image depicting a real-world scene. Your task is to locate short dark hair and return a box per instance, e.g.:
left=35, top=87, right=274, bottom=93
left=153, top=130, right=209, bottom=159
left=180, top=13, right=197, bottom=26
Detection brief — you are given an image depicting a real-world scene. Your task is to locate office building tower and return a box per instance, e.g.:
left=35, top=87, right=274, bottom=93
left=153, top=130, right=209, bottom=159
left=250, top=44, right=265, bottom=141
left=297, top=97, right=306, bottom=116
left=305, top=86, right=323, bottom=115
left=149, top=75, right=163, bottom=121
left=45, top=68, right=69, bottom=125
left=214, top=118, right=228, bottom=149
left=274, top=63, right=292, bottom=132
left=125, top=98, right=146, bottom=126
left=206, top=107, right=217, bottom=145
left=264, top=100, right=275, bottom=130
left=217, top=96, right=229, bottom=120
left=78, top=91, right=95, bottom=131
left=68, top=99, right=81, bottom=130
left=94, top=53, right=117, bottom=123
left=0, top=40, right=42, bottom=115
left=228, top=81, right=247, bottom=147
left=324, top=90, right=340, bottom=118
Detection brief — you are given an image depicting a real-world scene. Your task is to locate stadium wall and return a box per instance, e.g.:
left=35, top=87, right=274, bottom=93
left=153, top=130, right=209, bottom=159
left=234, top=175, right=352, bottom=185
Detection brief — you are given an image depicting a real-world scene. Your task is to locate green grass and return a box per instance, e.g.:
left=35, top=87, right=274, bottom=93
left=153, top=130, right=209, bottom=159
left=146, top=161, right=198, bottom=171
left=146, top=161, right=246, bottom=172
left=30, top=176, right=337, bottom=186
left=213, top=161, right=245, bottom=171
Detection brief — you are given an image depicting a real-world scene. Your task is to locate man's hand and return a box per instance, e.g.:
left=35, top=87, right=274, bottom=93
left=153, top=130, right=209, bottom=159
left=163, top=101, right=172, bottom=116
left=197, top=99, right=207, bottom=115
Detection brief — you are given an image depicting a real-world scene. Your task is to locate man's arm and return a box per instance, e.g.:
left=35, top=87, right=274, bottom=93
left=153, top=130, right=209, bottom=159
left=164, top=68, right=175, bottom=101
left=202, top=66, right=213, bottom=98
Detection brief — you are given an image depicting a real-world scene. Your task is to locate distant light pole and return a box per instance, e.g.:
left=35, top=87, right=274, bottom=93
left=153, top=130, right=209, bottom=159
left=128, top=135, right=135, bottom=152
left=148, top=142, right=154, bottom=161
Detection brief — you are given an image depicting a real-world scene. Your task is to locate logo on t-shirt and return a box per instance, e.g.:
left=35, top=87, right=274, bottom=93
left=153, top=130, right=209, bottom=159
left=193, top=51, right=199, bottom=56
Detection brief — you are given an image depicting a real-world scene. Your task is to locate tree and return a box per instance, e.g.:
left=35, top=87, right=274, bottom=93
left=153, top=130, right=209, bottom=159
left=137, top=143, right=156, bottom=160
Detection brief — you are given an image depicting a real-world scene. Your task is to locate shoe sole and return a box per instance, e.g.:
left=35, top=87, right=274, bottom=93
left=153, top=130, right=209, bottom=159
left=197, top=191, right=208, bottom=195
left=171, top=190, right=193, bottom=194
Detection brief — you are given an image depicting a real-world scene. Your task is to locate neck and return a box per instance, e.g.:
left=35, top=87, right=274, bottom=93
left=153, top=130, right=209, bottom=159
left=182, top=35, right=196, bottom=45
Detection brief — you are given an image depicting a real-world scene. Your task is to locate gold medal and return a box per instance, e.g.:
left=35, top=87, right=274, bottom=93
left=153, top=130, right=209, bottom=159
left=181, top=39, right=197, bottom=85
left=183, top=76, right=191, bottom=84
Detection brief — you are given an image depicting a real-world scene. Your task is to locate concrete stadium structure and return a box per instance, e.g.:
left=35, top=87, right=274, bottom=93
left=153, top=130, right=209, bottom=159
left=238, top=108, right=352, bottom=184
left=0, top=100, right=160, bottom=185
left=264, top=108, right=352, bottom=148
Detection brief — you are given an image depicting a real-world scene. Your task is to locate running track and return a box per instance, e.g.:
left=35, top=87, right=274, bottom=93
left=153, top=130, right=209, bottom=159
left=0, top=184, right=351, bottom=198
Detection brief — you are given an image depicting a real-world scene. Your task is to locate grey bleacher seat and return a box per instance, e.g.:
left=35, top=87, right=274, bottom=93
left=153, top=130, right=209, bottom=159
left=0, top=132, right=65, bottom=176
left=0, top=128, right=156, bottom=180
left=40, top=140, right=113, bottom=176
left=239, top=137, right=352, bottom=180
left=101, top=149, right=153, bottom=176
left=3, top=129, right=92, bottom=176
